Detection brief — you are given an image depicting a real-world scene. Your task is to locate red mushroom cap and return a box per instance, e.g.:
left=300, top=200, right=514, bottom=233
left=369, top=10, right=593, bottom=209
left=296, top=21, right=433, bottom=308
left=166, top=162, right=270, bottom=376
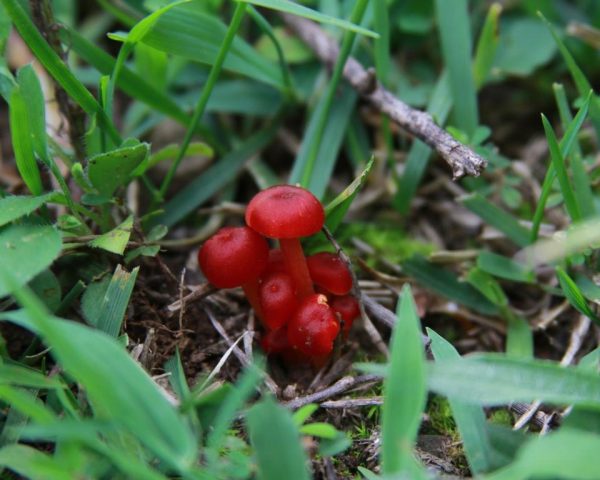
left=198, top=226, right=269, bottom=288
left=330, top=294, right=360, bottom=335
left=259, top=272, right=298, bottom=330
left=306, top=252, right=353, bottom=295
left=287, top=294, right=340, bottom=357
left=245, top=185, right=325, bottom=239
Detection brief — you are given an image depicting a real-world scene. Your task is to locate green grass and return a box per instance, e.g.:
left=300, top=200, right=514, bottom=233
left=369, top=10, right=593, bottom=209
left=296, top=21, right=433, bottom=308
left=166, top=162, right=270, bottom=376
left=2, top=1, right=600, bottom=478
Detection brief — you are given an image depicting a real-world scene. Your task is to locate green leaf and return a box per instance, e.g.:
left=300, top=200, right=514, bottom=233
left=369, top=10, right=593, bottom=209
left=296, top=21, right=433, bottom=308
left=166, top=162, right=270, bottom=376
left=60, top=26, right=192, bottom=128
left=467, top=267, right=508, bottom=307
left=299, top=422, right=339, bottom=439
left=153, top=122, right=278, bottom=227
left=89, top=216, right=134, bottom=255
left=246, top=396, right=310, bottom=480
left=29, top=269, right=62, bottom=313
left=541, top=13, right=600, bottom=141
left=541, top=114, right=580, bottom=222
left=0, top=363, right=63, bottom=389
left=0, top=444, right=75, bottom=480
left=435, top=0, right=478, bottom=135
left=0, top=0, right=121, bottom=144
left=473, top=3, right=502, bottom=88
left=556, top=267, right=599, bottom=325
left=402, top=255, right=498, bottom=316
left=0, top=292, right=197, bottom=472
left=238, top=0, right=377, bottom=38
left=9, top=85, right=43, bottom=195
left=429, top=354, right=600, bottom=407
left=0, top=192, right=59, bottom=227
left=255, top=26, right=312, bottom=64
left=493, top=17, right=556, bottom=76
left=428, top=328, right=500, bottom=474
left=87, top=143, right=149, bottom=197
left=0, top=224, right=62, bottom=297
left=289, top=85, right=358, bottom=198
left=461, top=192, right=531, bottom=247
left=292, top=404, right=318, bottom=426
left=477, top=251, right=535, bottom=283
left=485, top=430, right=600, bottom=480
left=381, top=285, right=426, bottom=476
left=81, top=264, right=139, bottom=337
left=164, top=349, right=190, bottom=402
left=16, top=65, right=48, bottom=165
left=141, top=2, right=283, bottom=89
left=324, top=156, right=374, bottom=233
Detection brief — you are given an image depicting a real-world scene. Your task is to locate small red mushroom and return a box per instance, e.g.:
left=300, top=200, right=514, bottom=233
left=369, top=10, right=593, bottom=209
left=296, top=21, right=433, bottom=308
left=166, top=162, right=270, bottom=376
left=287, top=294, right=340, bottom=357
left=264, top=249, right=287, bottom=276
left=246, top=185, right=324, bottom=300
left=330, top=294, right=360, bottom=337
left=198, top=226, right=269, bottom=318
left=306, top=252, right=353, bottom=296
left=260, top=327, right=290, bottom=355
left=259, top=271, right=297, bottom=331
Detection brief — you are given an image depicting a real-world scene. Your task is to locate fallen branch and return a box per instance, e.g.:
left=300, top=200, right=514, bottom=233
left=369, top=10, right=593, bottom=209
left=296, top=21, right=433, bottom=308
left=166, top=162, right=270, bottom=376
left=281, top=13, right=487, bottom=180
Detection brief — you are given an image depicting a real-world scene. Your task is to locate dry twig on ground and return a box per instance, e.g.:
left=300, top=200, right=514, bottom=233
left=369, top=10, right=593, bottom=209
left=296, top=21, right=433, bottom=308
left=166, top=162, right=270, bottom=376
left=281, top=13, right=487, bottom=179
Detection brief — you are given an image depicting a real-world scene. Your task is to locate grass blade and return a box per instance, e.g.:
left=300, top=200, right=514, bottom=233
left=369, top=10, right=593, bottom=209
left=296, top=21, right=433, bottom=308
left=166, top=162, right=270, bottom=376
left=381, top=285, right=426, bottom=476
left=428, top=328, right=500, bottom=474
left=0, top=279, right=198, bottom=472
left=9, top=85, right=43, bottom=195
left=429, top=354, right=600, bottom=407
left=477, top=251, right=535, bottom=283
left=0, top=225, right=62, bottom=297
left=152, top=119, right=278, bottom=227
left=246, top=396, right=310, bottom=480
left=1, top=0, right=121, bottom=145
left=83, top=264, right=140, bottom=337
left=238, top=0, right=377, bottom=38
left=473, top=3, right=502, bottom=88
left=461, top=192, right=532, bottom=247
left=293, top=0, right=368, bottom=191
left=541, top=114, right=580, bottom=222
left=435, top=0, right=478, bottom=135
left=402, top=255, right=498, bottom=316
left=158, top=1, right=248, bottom=198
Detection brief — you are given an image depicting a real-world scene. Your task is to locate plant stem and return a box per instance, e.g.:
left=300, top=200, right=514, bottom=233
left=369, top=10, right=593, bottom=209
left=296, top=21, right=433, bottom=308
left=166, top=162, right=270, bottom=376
left=299, top=0, right=369, bottom=188
left=157, top=2, right=248, bottom=200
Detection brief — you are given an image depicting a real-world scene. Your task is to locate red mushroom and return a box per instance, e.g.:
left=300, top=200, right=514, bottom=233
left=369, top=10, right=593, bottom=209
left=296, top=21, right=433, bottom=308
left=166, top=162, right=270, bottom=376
left=260, top=327, right=290, bottom=355
left=330, top=294, right=360, bottom=337
left=246, top=185, right=324, bottom=300
left=259, top=271, right=297, bottom=331
left=264, top=249, right=287, bottom=276
left=306, top=252, right=353, bottom=296
left=287, top=294, right=340, bottom=357
left=198, top=226, right=269, bottom=318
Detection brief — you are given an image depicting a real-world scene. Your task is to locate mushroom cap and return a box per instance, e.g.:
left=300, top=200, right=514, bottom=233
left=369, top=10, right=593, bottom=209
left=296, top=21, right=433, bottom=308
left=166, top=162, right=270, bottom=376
left=259, top=272, right=297, bottom=331
left=306, top=252, right=353, bottom=295
left=330, top=295, right=360, bottom=334
left=198, top=226, right=269, bottom=288
left=287, top=294, right=340, bottom=356
left=245, top=185, right=325, bottom=239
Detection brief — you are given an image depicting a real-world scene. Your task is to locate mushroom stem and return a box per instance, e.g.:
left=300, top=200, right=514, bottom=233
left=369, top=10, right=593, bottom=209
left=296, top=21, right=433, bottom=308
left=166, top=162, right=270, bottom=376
left=242, top=281, right=264, bottom=320
left=279, top=238, right=314, bottom=299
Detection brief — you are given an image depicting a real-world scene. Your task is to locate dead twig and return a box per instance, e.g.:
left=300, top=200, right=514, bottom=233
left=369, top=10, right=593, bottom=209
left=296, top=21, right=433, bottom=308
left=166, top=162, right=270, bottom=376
left=281, top=13, right=487, bottom=179
left=322, top=226, right=389, bottom=357
left=282, top=374, right=381, bottom=410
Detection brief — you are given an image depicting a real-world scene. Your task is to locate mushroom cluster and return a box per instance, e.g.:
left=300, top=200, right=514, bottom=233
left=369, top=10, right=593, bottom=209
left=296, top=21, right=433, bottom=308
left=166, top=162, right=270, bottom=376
left=198, top=185, right=360, bottom=364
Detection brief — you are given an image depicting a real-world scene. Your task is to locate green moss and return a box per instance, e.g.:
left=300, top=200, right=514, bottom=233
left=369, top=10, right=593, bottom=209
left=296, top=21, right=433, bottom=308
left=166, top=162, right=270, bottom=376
left=428, top=396, right=458, bottom=438
left=341, top=222, right=435, bottom=265
left=489, top=408, right=514, bottom=427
